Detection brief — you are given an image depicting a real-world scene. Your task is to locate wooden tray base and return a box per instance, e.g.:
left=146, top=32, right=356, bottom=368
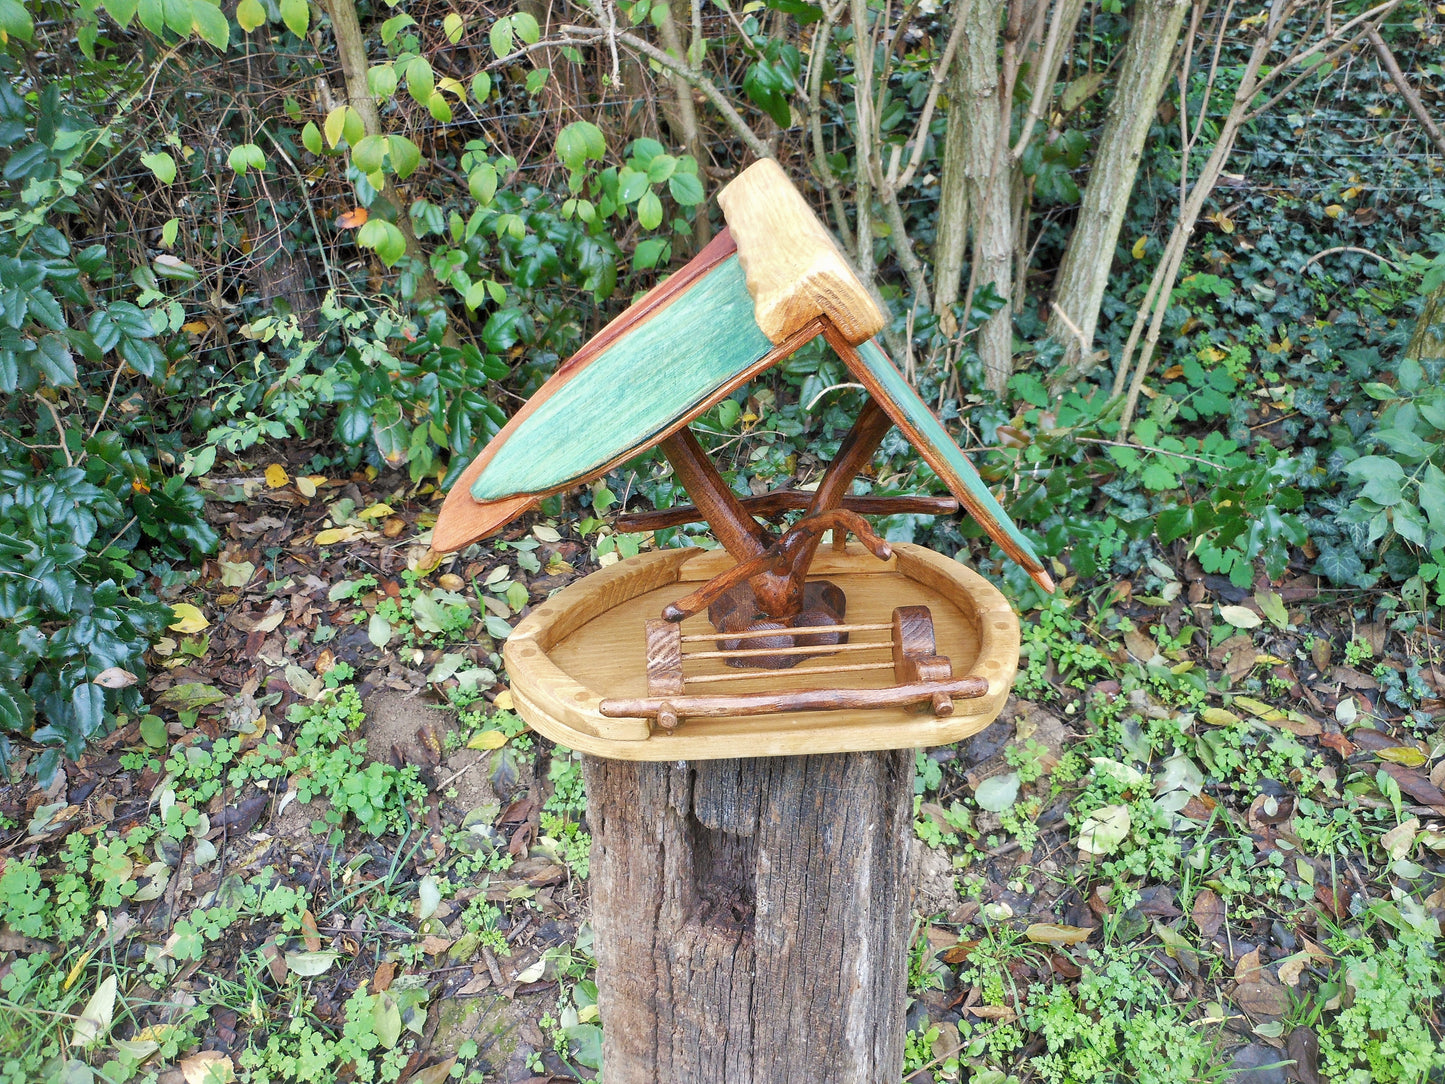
left=503, top=542, right=1019, bottom=760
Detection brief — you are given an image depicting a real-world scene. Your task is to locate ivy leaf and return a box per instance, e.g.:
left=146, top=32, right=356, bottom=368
left=279, top=0, right=308, bottom=38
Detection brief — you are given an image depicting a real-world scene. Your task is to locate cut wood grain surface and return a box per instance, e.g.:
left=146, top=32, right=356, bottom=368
left=718, top=158, right=885, bottom=345
left=500, top=544, right=1019, bottom=758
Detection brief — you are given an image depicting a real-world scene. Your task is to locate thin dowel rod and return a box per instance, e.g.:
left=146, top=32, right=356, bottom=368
left=686, top=661, right=893, bottom=685
left=686, top=641, right=884, bottom=662
left=679, top=621, right=891, bottom=643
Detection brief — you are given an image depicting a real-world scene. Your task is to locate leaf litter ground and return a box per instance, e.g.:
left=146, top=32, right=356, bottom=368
left=2, top=447, right=1444, bottom=1083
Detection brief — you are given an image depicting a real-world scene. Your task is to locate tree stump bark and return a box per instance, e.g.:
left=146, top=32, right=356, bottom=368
left=583, top=750, right=913, bottom=1084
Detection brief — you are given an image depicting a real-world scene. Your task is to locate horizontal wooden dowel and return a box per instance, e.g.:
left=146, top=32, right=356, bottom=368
left=615, top=492, right=959, bottom=532
left=685, top=641, right=884, bottom=662
left=598, top=675, right=992, bottom=720
left=678, top=621, right=892, bottom=643
left=686, top=661, right=895, bottom=685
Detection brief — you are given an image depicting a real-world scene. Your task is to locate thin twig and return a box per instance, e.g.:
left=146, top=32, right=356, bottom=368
left=1366, top=24, right=1445, bottom=158
left=1075, top=436, right=1225, bottom=472
left=1302, top=245, right=1400, bottom=270
left=32, top=394, right=74, bottom=467
left=88, top=362, right=126, bottom=441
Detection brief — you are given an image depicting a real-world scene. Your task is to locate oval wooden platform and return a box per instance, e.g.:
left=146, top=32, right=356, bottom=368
left=502, top=542, right=1019, bottom=759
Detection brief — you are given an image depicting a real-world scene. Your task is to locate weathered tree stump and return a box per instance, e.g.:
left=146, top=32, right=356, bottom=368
left=583, top=749, right=913, bottom=1083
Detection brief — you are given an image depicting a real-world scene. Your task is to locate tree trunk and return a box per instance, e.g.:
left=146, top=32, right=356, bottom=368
left=583, top=750, right=913, bottom=1084
left=322, top=0, right=452, bottom=338
left=960, top=0, right=1014, bottom=394
left=1047, top=0, right=1190, bottom=384
left=933, top=53, right=971, bottom=328
left=1408, top=283, right=1445, bottom=363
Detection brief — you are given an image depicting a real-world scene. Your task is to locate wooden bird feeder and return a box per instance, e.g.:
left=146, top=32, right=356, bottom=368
left=432, top=159, right=1049, bottom=1082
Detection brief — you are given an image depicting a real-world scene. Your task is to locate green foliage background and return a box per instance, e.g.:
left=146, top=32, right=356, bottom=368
left=0, top=0, right=1441, bottom=783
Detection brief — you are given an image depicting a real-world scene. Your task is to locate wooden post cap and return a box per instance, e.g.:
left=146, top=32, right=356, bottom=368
left=717, top=158, right=885, bottom=346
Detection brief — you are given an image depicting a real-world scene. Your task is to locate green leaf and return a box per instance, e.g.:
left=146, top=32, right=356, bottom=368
left=426, top=92, right=452, bottom=124
left=103, top=0, right=140, bottom=28
left=1374, top=427, right=1433, bottom=459
left=374, top=992, right=402, bottom=1050
left=235, top=0, right=264, bottom=31
left=367, top=63, right=398, bottom=99
left=645, top=153, right=676, bottom=183
left=279, top=0, right=307, bottom=37
left=468, top=162, right=497, bottom=205
left=137, top=0, right=164, bottom=36
left=471, top=71, right=492, bottom=103
left=72, top=683, right=108, bottom=740
left=405, top=56, right=435, bottom=105
left=1399, top=356, right=1423, bottom=394
left=512, top=11, right=539, bottom=42
left=443, top=11, right=464, bottom=42
left=1077, top=804, right=1130, bottom=856
left=556, top=121, right=599, bottom=171
left=636, top=190, right=663, bottom=230
left=357, top=219, right=407, bottom=267
left=190, top=0, right=229, bottom=48
left=973, top=771, right=1019, bottom=812
left=140, top=151, right=176, bottom=184
left=301, top=121, right=323, bottom=155
left=387, top=135, right=421, bottom=180
left=1395, top=503, right=1428, bottom=547
left=371, top=397, right=407, bottom=466
left=668, top=170, right=703, bottom=206
left=227, top=144, right=250, bottom=173
left=0, top=683, right=35, bottom=734
left=140, top=714, right=168, bottom=747
left=617, top=166, right=648, bottom=203
left=1344, top=455, right=1405, bottom=506
left=161, top=0, right=191, bottom=35
left=489, top=15, right=513, bottom=58
left=342, top=107, right=365, bottom=150
left=368, top=612, right=393, bottom=648
left=351, top=134, right=386, bottom=175
left=379, top=12, right=415, bottom=43
left=323, top=107, right=347, bottom=149
left=36, top=335, right=76, bottom=386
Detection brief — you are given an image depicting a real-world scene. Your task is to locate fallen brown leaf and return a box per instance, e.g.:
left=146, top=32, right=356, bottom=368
left=1192, top=888, right=1224, bottom=938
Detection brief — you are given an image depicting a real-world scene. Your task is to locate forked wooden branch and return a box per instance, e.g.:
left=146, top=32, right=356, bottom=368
left=660, top=509, right=892, bottom=623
